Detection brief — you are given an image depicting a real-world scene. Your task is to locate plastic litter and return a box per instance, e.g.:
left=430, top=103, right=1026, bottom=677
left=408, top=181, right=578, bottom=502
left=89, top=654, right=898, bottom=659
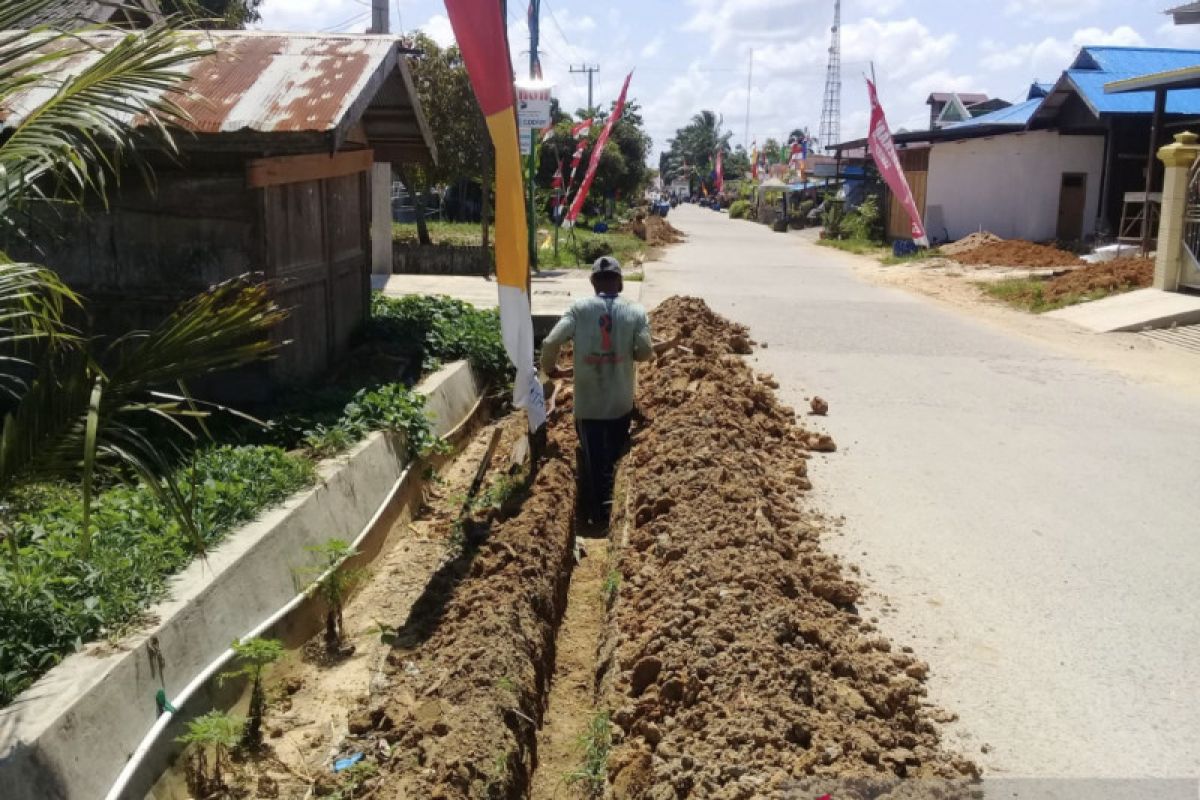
left=334, top=753, right=364, bottom=773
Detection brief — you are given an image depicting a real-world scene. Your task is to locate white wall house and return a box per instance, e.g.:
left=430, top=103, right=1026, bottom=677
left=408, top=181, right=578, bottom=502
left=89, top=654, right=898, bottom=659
left=924, top=129, right=1105, bottom=242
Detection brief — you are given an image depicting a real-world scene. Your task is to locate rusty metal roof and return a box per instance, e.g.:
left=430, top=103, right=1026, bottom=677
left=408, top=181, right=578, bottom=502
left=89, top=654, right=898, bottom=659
left=1, top=30, right=437, bottom=162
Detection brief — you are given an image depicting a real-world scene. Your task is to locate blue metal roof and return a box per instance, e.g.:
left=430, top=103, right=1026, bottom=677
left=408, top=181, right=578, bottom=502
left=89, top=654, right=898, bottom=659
left=1070, top=46, right=1200, bottom=115
left=948, top=96, right=1042, bottom=129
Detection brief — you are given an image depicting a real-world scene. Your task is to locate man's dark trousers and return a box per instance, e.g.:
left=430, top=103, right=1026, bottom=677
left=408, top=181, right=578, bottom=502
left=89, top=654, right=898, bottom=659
left=576, top=413, right=632, bottom=525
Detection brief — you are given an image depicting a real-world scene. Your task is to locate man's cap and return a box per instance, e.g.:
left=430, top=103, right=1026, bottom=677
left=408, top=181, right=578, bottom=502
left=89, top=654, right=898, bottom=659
left=591, top=256, right=622, bottom=277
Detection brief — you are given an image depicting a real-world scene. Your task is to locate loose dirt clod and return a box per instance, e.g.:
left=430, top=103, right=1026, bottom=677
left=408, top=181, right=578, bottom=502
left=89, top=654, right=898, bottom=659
left=598, top=297, right=977, bottom=799
left=811, top=396, right=829, bottom=416
left=951, top=240, right=1082, bottom=269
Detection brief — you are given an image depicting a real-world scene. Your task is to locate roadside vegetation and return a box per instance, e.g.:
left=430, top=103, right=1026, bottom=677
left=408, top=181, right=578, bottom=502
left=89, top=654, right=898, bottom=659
left=979, top=256, right=1154, bottom=313
left=0, top=294, right=506, bottom=705
left=392, top=218, right=647, bottom=270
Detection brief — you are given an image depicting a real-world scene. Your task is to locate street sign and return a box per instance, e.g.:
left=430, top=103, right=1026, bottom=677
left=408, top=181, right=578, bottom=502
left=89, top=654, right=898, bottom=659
left=519, top=128, right=534, bottom=156
left=515, top=81, right=552, bottom=130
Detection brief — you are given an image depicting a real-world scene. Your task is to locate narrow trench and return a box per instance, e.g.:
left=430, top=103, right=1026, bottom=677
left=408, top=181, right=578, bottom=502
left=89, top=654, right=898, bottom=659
left=530, top=533, right=611, bottom=800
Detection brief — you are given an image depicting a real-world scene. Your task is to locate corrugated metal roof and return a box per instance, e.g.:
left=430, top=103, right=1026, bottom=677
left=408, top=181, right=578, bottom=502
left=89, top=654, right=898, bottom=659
left=927, top=92, right=988, bottom=105
left=1064, top=46, right=1200, bottom=115
left=0, top=30, right=430, bottom=147
left=947, top=96, right=1042, bottom=129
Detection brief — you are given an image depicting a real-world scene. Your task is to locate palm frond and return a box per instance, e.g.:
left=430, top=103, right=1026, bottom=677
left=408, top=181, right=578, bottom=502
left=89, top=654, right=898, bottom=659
left=0, top=22, right=204, bottom=219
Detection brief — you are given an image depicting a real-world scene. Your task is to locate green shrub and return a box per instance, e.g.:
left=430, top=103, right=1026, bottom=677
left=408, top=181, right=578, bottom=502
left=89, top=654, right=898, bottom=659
left=579, top=238, right=614, bottom=263
left=843, top=195, right=883, bottom=243
left=367, top=294, right=510, bottom=387
left=728, top=200, right=751, bottom=220
left=0, top=446, right=313, bottom=705
left=821, top=195, right=845, bottom=238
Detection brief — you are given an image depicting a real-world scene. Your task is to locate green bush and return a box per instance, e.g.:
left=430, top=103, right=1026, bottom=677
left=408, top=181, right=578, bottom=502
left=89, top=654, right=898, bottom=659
left=367, top=294, right=510, bottom=388
left=728, top=200, right=751, bottom=220
left=843, top=195, right=884, bottom=243
left=821, top=196, right=846, bottom=238
left=579, top=238, right=614, bottom=263
left=0, top=446, right=314, bottom=705
left=305, top=383, right=443, bottom=460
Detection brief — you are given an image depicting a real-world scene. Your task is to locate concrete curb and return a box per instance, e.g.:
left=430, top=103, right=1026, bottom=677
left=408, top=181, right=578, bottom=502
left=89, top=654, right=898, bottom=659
left=0, top=361, right=483, bottom=800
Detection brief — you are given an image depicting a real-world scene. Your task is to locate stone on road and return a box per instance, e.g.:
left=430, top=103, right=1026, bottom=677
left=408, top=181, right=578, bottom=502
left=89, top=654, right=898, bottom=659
left=644, top=204, right=1200, bottom=781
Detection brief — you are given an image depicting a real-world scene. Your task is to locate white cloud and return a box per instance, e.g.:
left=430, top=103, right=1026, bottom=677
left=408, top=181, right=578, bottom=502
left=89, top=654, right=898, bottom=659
left=256, top=0, right=364, bottom=32
left=419, top=14, right=455, bottom=48
left=684, top=0, right=812, bottom=50
left=641, top=35, right=664, bottom=59
left=981, top=25, right=1146, bottom=81
left=1003, top=0, right=1103, bottom=24
left=1148, top=20, right=1200, bottom=48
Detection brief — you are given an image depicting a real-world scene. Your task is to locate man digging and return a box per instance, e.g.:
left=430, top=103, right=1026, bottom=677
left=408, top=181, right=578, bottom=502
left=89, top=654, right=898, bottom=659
left=540, top=256, right=676, bottom=530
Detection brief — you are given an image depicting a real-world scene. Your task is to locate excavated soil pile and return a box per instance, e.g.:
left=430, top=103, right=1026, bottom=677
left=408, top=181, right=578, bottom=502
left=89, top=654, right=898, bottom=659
left=1040, top=255, right=1153, bottom=302
left=363, top=402, right=580, bottom=799
left=646, top=215, right=686, bottom=246
left=952, top=240, right=1082, bottom=269
left=939, top=232, right=1001, bottom=256
left=628, top=213, right=687, bottom=247
left=599, top=297, right=978, bottom=800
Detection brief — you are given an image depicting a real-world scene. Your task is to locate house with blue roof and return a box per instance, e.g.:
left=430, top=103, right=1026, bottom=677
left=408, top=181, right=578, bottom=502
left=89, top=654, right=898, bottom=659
left=1031, top=46, right=1200, bottom=237
left=831, top=46, right=1200, bottom=246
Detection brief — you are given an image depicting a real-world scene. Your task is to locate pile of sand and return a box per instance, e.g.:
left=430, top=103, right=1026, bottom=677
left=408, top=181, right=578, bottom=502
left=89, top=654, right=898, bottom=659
left=940, top=232, right=1002, bottom=256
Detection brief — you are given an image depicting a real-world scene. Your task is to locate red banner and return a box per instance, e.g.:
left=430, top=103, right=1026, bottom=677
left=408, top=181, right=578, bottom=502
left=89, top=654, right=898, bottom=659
left=714, top=150, right=724, bottom=193
left=565, top=72, right=632, bottom=226
left=867, top=78, right=928, bottom=246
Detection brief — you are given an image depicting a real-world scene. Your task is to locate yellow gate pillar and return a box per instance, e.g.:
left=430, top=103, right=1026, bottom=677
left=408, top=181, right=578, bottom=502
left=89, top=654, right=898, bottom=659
left=1155, top=131, right=1200, bottom=291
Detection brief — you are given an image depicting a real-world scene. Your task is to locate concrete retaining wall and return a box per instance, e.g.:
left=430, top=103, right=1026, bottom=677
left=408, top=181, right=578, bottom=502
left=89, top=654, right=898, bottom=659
left=393, top=243, right=489, bottom=275
left=0, top=362, right=483, bottom=800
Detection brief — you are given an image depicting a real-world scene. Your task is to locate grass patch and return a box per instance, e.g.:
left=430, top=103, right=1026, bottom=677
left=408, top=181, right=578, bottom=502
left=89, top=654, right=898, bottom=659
left=566, top=710, right=612, bottom=796
left=392, top=220, right=648, bottom=272
left=393, top=220, right=482, bottom=247
left=978, top=277, right=1123, bottom=313
left=816, top=237, right=889, bottom=257
left=539, top=228, right=647, bottom=270
left=881, top=248, right=940, bottom=266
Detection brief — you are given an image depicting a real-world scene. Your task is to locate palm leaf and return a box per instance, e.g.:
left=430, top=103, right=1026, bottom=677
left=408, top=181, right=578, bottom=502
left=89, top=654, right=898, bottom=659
left=0, top=21, right=204, bottom=220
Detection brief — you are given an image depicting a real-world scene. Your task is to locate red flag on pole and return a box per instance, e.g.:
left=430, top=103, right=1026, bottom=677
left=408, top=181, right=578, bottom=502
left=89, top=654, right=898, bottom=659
left=565, top=72, right=632, bottom=226
left=867, top=78, right=928, bottom=246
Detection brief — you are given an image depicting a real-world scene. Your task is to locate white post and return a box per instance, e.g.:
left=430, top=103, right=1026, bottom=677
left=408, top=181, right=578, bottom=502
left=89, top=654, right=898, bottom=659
left=1154, top=131, right=1200, bottom=292
left=370, top=163, right=394, bottom=276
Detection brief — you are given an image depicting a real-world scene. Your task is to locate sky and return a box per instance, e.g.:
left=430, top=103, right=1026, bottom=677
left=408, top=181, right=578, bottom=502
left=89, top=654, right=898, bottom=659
left=257, top=0, right=1200, bottom=161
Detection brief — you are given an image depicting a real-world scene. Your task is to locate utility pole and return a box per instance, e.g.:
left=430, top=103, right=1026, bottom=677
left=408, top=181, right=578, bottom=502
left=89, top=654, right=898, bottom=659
left=368, top=0, right=388, bottom=33
left=527, top=0, right=541, bottom=275
left=571, top=64, right=600, bottom=114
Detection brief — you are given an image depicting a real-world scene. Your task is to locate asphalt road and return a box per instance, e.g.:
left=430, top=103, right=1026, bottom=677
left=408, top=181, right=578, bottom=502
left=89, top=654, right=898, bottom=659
left=643, top=204, right=1200, bottom=784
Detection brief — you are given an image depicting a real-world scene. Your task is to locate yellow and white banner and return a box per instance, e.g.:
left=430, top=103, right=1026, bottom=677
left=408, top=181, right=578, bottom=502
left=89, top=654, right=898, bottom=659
left=444, top=0, right=546, bottom=431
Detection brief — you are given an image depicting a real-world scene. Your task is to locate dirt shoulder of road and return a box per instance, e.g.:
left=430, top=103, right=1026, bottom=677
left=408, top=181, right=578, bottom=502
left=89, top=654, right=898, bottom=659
left=846, top=255, right=1200, bottom=399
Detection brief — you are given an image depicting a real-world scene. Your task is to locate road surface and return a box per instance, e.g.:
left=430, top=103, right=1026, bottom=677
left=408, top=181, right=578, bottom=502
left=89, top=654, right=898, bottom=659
left=643, top=204, right=1200, bottom=785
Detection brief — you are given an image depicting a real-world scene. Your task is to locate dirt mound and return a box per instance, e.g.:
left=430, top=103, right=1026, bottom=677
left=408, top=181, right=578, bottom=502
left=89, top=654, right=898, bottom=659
left=366, top=406, right=580, bottom=798
left=940, top=232, right=1002, bottom=256
left=952, top=240, right=1082, bottom=269
left=599, top=297, right=978, bottom=798
left=628, top=212, right=686, bottom=247
left=1041, top=255, right=1153, bottom=303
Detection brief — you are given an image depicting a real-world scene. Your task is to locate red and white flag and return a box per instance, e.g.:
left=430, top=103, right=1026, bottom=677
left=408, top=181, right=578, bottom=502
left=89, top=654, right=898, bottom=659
left=867, top=78, right=928, bottom=246
left=550, top=159, right=564, bottom=218
left=565, top=72, right=632, bottom=226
